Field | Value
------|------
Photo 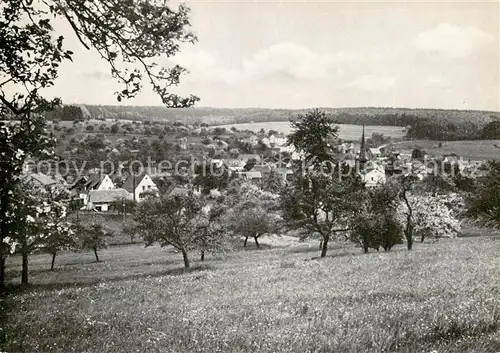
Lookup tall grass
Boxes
[2,236,500,353]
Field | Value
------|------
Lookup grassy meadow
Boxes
[218,121,407,140]
[390,140,500,161]
[2,234,500,353]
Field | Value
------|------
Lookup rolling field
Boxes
[218,121,407,140]
[2,234,500,353]
[389,140,500,161]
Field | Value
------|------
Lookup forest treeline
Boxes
[36,105,500,141]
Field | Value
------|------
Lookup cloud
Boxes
[169,50,242,86]
[81,71,112,80]
[347,75,396,91]
[168,42,359,86]
[242,42,357,80]
[413,23,494,58]
[423,76,450,88]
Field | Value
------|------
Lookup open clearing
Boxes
[389,140,500,161]
[218,121,407,140]
[2,235,500,353]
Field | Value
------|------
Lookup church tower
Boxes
[359,124,368,166]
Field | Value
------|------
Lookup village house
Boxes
[367,147,382,160]
[224,158,246,173]
[237,170,263,181]
[360,165,386,188]
[87,188,133,212]
[238,154,261,163]
[122,173,158,202]
[268,134,288,146]
[275,168,294,182]
[27,172,59,187]
[241,135,259,146]
[168,187,190,197]
[253,165,272,176]
[70,174,115,207]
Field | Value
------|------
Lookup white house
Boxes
[367,147,382,159]
[85,174,115,191]
[123,173,158,202]
[70,174,115,207]
[278,145,295,154]
[242,135,259,146]
[260,137,271,147]
[269,134,288,146]
[237,171,263,181]
[360,166,386,188]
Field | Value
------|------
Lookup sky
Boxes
[43,0,499,111]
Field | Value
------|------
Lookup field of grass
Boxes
[389,140,500,161]
[2,235,500,353]
[218,121,407,140]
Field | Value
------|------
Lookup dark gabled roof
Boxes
[122,173,147,193]
[28,173,57,186]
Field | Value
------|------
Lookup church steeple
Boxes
[359,124,367,164]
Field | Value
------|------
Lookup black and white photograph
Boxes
[0,0,499,352]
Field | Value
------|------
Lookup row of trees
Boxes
[406,119,500,141]
[2,176,116,284]
[1,0,200,292]
[1,110,499,287]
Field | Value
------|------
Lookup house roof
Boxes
[82,174,110,190]
[89,189,133,204]
[122,173,147,193]
[169,187,190,196]
[368,148,381,155]
[239,154,261,162]
[224,159,245,167]
[28,172,57,186]
[238,171,262,179]
[253,165,272,174]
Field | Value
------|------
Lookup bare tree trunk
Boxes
[320,235,329,257]
[200,250,205,261]
[93,247,100,262]
[0,255,5,294]
[0,191,8,293]
[254,236,260,248]
[181,249,190,268]
[401,187,413,251]
[50,252,57,271]
[243,236,248,247]
[21,249,28,285]
[406,217,413,251]
[319,239,323,250]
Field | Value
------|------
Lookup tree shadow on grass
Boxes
[4,264,213,295]
[306,245,408,261]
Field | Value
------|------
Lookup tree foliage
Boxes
[0,117,54,288]
[351,182,403,252]
[1,0,199,114]
[288,109,339,169]
[397,181,463,245]
[225,183,281,248]
[467,161,500,229]
[75,220,112,263]
[134,193,227,268]
[281,167,364,257]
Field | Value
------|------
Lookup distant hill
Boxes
[75,105,500,127]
